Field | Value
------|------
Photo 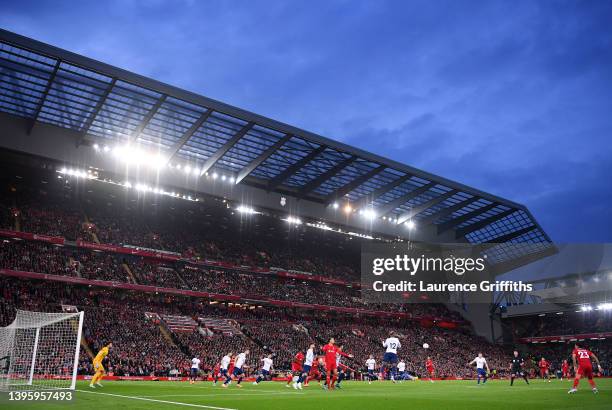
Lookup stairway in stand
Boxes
[198,317,243,336]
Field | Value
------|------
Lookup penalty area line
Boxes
[77,389,238,410]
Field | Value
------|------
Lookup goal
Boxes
[0,310,84,391]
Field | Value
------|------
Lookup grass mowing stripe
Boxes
[77,389,238,410]
[139,392,305,398]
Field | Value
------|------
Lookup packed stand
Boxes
[0,238,463,320]
[1,180,361,282]
[509,312,612,339]
[0,276,512,378]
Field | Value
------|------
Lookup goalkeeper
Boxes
[90,342,112,388]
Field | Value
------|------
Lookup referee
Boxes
[510,350,530,386]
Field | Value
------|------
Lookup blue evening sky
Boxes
[2,0,611,242]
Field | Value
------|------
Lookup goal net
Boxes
[0,310,84,391]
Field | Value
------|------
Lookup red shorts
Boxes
[539,368,548,375]
[427,367,434,374]
[325,361,337,372]
[291,365,302,373]
[577,366,593,378]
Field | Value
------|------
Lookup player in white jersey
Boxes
[365,355,377,384]
[297,343,315,388]
[253,354,274,385]
[468,353,490,384]
[189,357,201,384]
[223,350,249,388]
[214,352,232,385]
[382,332,401,382]
[396,359,413,381]
[397,360,406,381]
[223,349,249,387]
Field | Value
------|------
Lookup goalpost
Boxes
[0,310,84,391]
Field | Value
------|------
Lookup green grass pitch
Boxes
[2,379,610,410]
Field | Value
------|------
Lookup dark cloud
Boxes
[1,0,611,242]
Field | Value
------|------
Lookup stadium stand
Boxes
[1,28,605,390]
[1,175,608,380]
[0,275,511,378]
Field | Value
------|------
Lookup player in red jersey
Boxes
[561,359,570,380]
[538,357,551,382]
[568,343,602,394]
[425,357,435,383]
[212,362,221,384]
[227,356,235,378]
[321,338,353,390]
[307,357,325,386]
[286,351,304,389]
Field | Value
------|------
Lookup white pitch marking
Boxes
[139,392,305,398]
[77,389,238,410]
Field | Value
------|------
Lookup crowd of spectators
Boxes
[1,183,360,282]
[1,276,609,379]
[73,249,131,282]
[0,276,498,377]
[82,307,188,376]
[2,179,608,380]
[19,202,85,241]
[0,239,78,276]
[174,331,263,372]
[0,238,465,320]
[509,312,612,339]
[178,264,361,307]
[129,259,185,289]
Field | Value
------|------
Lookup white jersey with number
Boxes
[235,352,247,369]
[474,357,487,369]
[262,357,273,371]
[398,361,406,372]
[305,348,315,366]
[191,358,201,369]
[220,355,231,370]
[383,337,401,353]
[366,359,376,370]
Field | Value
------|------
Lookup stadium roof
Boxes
[0,28,553,268]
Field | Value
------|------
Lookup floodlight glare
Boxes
[236,205,256,214]
[405,220,416,230]
[151,154,166,169]
[285,216,302,225]
[362,209,376,220]
[332,202,339,210]
[597,303,612,311]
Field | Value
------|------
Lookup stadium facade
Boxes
[0,29,560,342]
[0,29,552,259]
